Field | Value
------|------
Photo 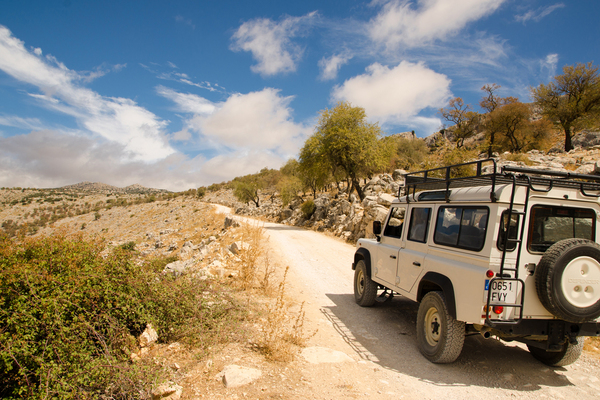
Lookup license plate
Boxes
[484,279,518,304]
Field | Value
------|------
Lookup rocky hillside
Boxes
[206,145,600,243]
[60,181,168,194]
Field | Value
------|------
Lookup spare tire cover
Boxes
[535,238,600,323]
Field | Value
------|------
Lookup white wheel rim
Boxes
[561,256,600,308]
[424,307,441,346]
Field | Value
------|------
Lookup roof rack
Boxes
[401,159,600,202]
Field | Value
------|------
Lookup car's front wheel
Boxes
[354,260,377,307]
[416,291,465,363]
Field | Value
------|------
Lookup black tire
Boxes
[416,291,465,363]
[527,339,584,367]
[354,260,377,307]
[535,239,600,323]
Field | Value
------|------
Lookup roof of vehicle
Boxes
[398,159,600,204]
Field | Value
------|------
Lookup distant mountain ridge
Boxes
[59,181,168,194]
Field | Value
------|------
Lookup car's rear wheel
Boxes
[527,339,584,367]
[416,291,465,363]
[354,260,377,307]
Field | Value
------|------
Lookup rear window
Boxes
[434,206,489,251]
[528,205,596,253]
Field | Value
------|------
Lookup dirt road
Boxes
[254,216,600,400]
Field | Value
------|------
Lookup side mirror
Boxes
[373,220,382,236]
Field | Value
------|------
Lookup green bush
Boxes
[301,199,316,219]
[0,234,242,399]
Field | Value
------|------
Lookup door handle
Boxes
[390,255,397,259]
[413,261,421,266]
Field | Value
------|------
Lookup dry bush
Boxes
[259,251,276,296]
[257,267,314,361]
[233,221,266,291]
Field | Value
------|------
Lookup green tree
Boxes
[298,135,332,197]
[489,100,551,153]
[310,102,390,201]
[384,136,429,171]
[531,62,600,151]
[277,176,303,206]
[233,176,263,207]
[439,97,480,148]
[479,84,518,156]
[280,158,300,177]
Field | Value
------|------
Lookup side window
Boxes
[528,205,596,253]
[497,210,519,251]
[408,208,431,243]
[434,206,489,251]
[383,206,406,239]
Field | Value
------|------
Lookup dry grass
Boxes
[234,221,266,290]
[256,267,314,361]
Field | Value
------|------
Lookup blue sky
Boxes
[0,0,598,191]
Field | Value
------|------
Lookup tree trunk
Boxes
[564,128,573,152]
[352,177,365,201]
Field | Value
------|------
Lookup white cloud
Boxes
[156,86,216,115]
[319,53,352,80]
[540,53,559,80]
[201,150,287,183]
[0,129,295,190]
[0,25,174,162]
[175,15,195,29]
[156,86,311,181]
[515,3,565,24]
[0,115,45,131]
[193,89,309,153]
[368,0,504,49]
[231,12,317,76]
[160,87,310,155]
[332,61,451,124]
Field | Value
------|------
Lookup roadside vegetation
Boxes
[0,230,242,399]
[0,202,311,398]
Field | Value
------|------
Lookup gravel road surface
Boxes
[254,216,600,400]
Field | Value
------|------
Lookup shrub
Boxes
[277,176,302,207]
[0,233,242,399]
[301,199,316,219]
[119,241,137,251]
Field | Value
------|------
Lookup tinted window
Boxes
[408,208,431,243]
[528,205,596,253]
[497,210,520,252]
[434,206,489,251]
[383,206,406,239]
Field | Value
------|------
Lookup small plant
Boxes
[119,241,136,251]
[234,221,265,291]
[301,199,316,219]
[257,267,313,361]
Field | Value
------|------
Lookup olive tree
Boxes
[439,97,480,148]
[531,62,600,151]
[305,102,390,201]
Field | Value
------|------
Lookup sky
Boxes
[0,0,598,191]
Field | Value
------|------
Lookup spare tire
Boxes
[535,238,600,323]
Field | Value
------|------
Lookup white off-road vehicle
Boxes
[352,159,600,365]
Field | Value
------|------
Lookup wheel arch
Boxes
[353,248,372,277]
[417,272,457,319]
